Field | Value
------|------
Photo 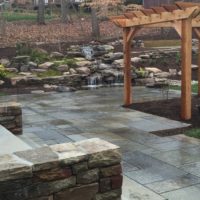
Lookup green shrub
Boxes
[135,67,148,78]
[0,70,7,79]
[16,42,32,55]
[30,49,49,64]
[0,64,6,78]
[53,58,77,68]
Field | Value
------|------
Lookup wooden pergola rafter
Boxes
[110,1,200,120]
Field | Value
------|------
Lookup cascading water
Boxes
[87,73,103,88]
[85,59,124,89]
[113,71,124,86]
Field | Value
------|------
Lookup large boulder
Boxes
[31,69,47,73]
[98,63,111,70]
[155,72,171,78]
[12,56,30,64]
[6,68,18,73]
[101,69,120,77]
[101,45,114,52]
[131,57,142,64]
[57,65,69,72]
[76,61,92,68]
[113,59,123,65]
[69,68,77,75]
[76,67,90,75]
[0,58,10,67]
[28,61,37,69]
[103,52,123,64]
[33,48,48,54]
[39,62,54,69]
[20,65,29,72]
[50,52,64,59]
[145,67,162,74]
[0,80,4,85]
[140,54,150,59]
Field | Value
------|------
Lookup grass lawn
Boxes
[185,128,200,139]
[170,84,198,94]
[145,40,181,48]
[3,11,54,22]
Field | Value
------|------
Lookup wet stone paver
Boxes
[1,86,200,200]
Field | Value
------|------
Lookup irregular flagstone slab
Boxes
[122,176,165,200]
[145,174,200,194]
[151,140,198,152]
[161,184,200,200]
[0,154,32,181]
[170,135,200,145]
[124,151,186,185]
[149,149,200,167]
[180,162,200,177]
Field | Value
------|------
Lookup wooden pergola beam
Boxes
[175,1,200,9]
[111,6,199,28]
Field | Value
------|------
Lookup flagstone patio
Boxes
[1,86,200,200]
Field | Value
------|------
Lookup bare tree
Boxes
[61,0,70,23]
[89,0,122,39]
[37,0,45,25]
[91,8,100,38]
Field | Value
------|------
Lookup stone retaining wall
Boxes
[0,138,122,200]
[0,102,22,135]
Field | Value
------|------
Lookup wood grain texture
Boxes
[181,18,192,120]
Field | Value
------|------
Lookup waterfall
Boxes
[87,73,103,89]
[113,71,124,86]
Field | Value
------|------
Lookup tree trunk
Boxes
[37,0,45,25]
[91,8,100,39]
[61,0,70,23]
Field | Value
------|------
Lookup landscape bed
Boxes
[127,96,200,137]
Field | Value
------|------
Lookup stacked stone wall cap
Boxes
[15,146,59,172]
[0,102,21,114]
[0,154,32,182]
[2,139,121,181]
[75,138,120,154]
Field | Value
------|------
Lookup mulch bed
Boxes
[127,96,200,136]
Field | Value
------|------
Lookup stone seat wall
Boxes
[0,102,22,135]
[0,138,122,200]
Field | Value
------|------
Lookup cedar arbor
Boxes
[110,2,200,120]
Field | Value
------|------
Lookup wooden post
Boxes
[181,18,192,120]
[198,39,200,96]
[123,28,132,106]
